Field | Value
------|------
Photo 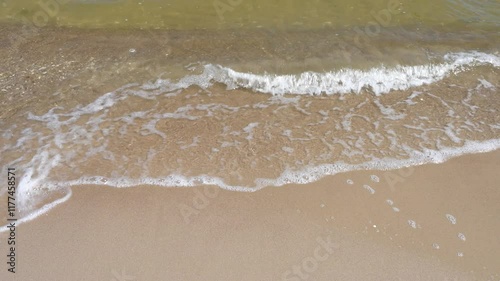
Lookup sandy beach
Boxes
[1,150,498,281]
[1,1,499,280]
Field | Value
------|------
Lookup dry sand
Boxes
[0,150,498,281]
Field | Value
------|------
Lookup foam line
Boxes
[0,189,72,233]
[185,51,499,95]
[1,138,497,234]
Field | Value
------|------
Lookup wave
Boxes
[165,51,499,95]
[0,50,499,232]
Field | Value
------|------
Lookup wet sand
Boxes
[0,150,498,281]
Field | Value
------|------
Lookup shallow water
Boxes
[1,0,499,30]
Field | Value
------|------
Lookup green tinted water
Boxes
[0,0,498,30]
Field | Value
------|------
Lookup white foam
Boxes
[192,51,499,96]
[0,189,71,233]
[478,79,494,89]
[105,51,499,97]
[444,124,462,144]
[373,99,406,120]
[141,119,167,139]
[366,132,384,147]
[180,137,200,150]
[404,91,423,105]
[243,122,259,140]
[260,138,500,190]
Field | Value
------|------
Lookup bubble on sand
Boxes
[129,48,136,53]
[446,214,457,225]
[408,220,417,229]
[346,179,354,185]
[363,184,375,194]
[386,199,400,212]
[458,233,466,241]
[432,243,440,250]
[320,204,325,208]
[370,175,380,182]
[457,252,464,257]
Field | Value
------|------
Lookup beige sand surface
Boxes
[0,150,498,281]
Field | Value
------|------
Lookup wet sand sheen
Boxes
[0,150,499,280]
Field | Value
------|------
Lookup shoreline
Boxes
[1,19,499,281]
[1,149,499,280]
[1,138,499,234]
